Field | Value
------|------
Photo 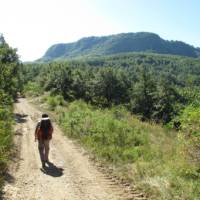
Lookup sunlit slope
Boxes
[40,32,200,62]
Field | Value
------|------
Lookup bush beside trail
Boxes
[34,94,200,200]
[0,35,21,191]
[0,105,13,189]
[22,43,200,200]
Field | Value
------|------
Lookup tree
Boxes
[130,65,157,119]
[0,35,21,99]
[153,75,181,123]
[43,64,74,100]
[93,68,131,106]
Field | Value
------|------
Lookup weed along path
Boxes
[3,98,144,200]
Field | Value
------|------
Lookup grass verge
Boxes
[32,94,200,200]
[0,105,13,190]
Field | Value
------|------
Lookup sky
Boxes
[0,0,199,61]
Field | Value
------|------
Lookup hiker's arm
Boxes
[48,125,53,140]
[35,122,40,141]
[50,125,53,135]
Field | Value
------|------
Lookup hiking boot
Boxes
[42,161,46,168]
[45,160,52,166]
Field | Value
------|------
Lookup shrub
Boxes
[24,82,43,96]
[0,106,13,189]
[47,95,65,110]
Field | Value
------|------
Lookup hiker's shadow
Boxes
[40,162,64,177]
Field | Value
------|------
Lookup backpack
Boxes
[41,126,50,139]
[36,121,52,140]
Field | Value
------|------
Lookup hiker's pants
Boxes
[38,139,50,162]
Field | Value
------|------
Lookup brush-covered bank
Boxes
[29,93,200,200]
[0,35,21,192]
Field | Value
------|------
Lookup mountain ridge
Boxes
[40,32,200,61]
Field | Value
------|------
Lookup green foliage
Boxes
[130,65,157,119]
[153,76,182,123]
[20,63,41,85]
[23,51,200,123]
[39,95,200,200]
[40,32,200,62]
[21,42,200,199]
[0,35,22,98]
[179,87,200,106]
[57,100,148,163]
[46,95,65,110]
[0,35,20,189]
[24,82,43,96]
[175,105,200,168]
[0,106,13,173]
[0,103,12,190]
[43,64,74,99]
[92,67,131,106]
[179,105,200,135]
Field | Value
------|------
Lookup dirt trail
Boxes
[2,98,141,200]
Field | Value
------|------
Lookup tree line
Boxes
[22,52,200,124]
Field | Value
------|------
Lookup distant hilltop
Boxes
[39,32,200,62]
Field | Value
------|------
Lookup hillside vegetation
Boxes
[40,32,200,62]
[23,52,200,199]
[0,35,21,189]
[46,98,200,200]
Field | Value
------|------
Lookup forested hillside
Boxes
[25,53,200,123]
[40,32,200,62]
[1,35,199,199]
[0,35,21,189]
[23,52,200,199]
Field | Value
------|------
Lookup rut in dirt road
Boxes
[3,98,145,200]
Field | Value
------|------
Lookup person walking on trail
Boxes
[35,113,53,168]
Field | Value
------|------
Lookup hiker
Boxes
[35,113,53,168]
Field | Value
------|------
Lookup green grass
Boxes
[38,94,200,200]
[0,106,13,189]
[23,81,43,97]
[58,101,148,163]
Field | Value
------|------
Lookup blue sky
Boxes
[0,0,199,61]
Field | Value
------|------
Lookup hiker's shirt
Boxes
[35,122,53,140]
